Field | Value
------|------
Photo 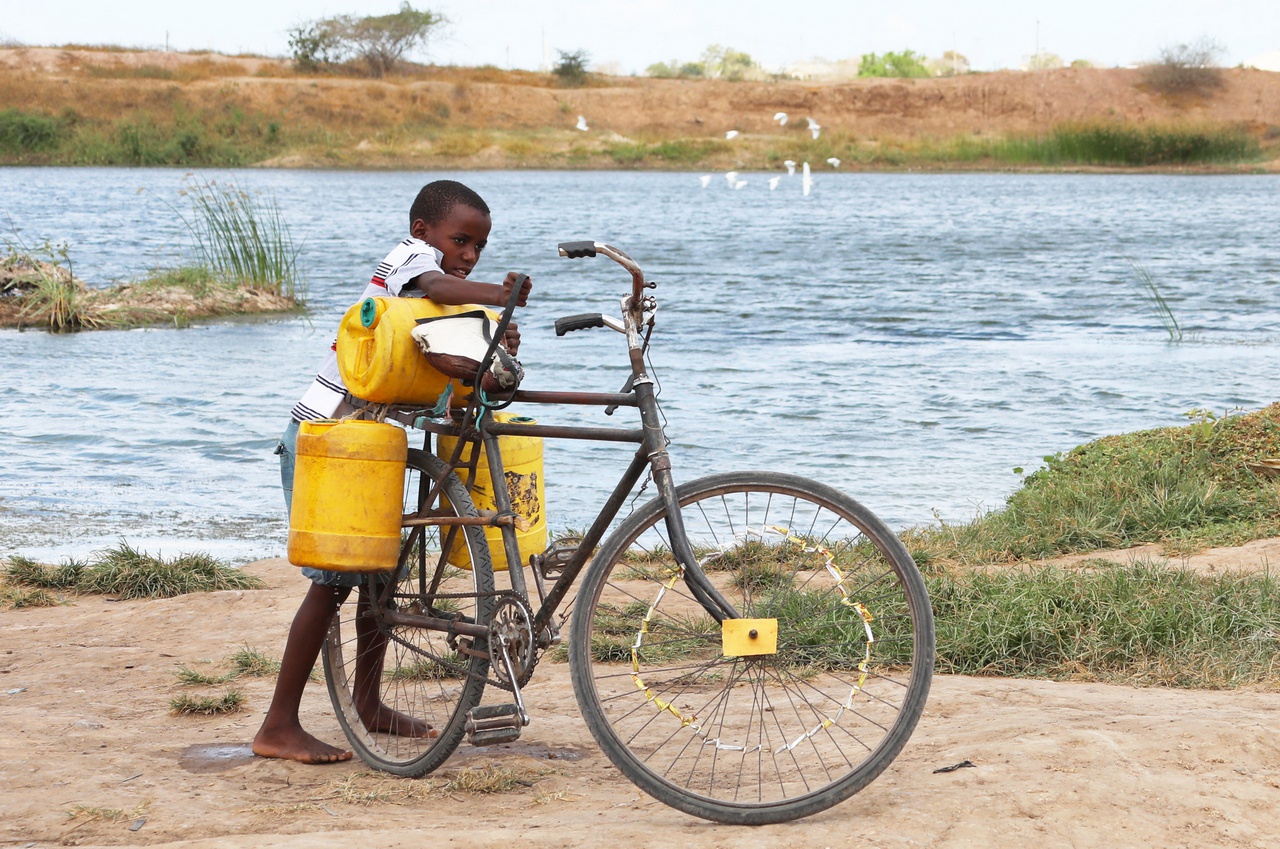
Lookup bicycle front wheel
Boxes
[569,471,934,824]
[323,448,495,777]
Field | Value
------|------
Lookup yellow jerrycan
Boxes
[335,297,494,405]
[437,413,546,571]
[287,419,407,572]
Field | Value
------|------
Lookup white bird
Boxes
[826,157,841,168]
[802,161,813,196]
[732,179,748,190]
[783,159,796,176]
[699,174,713,188]
[575,115,589,132]
[724,170,739,188]
[768,175,782,190]
[773,111,788,126]
[807,116,821,140]
[725,130,740,140]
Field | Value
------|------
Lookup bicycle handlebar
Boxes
[557,240,649,304]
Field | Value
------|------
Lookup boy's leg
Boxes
[352,584,436,737]
[252,582,353,763]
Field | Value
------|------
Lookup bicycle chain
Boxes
[380,588,543,692]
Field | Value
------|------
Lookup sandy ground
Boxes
[2,553,1278,849]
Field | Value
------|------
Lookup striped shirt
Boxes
[290,238,444,422]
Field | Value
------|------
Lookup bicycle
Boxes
[320,241,935,825]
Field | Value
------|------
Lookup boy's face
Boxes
[411,204,492,279]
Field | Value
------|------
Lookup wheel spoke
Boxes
[571,473,934,824]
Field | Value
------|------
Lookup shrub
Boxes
[859,50,931,78]
[552,49,589,86]
[0,109,61,153]
[1142,39,1226,99]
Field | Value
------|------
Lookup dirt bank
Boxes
[2,554,1278,848]
[2,47,1278,170]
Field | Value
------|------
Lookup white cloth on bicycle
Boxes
[290,238,444,422]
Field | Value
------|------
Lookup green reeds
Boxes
[1129,260,1183,341]
[179,178,302,299]
[989,123,1259,166]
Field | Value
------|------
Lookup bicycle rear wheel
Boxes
[323,448,495,777]
[569,471,934,824]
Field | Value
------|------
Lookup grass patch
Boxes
[606,138,726,166]
[169,689,247,715]
[229,645,281,677]
[173,647,296,686]
[438,765,543,794]
[175,665,236,685]
[387,652,464,681]
[65,802,148,824]
[903,403,1280,567]
[0,583,61,608]
[3,540,264,603]
[318,766,544,806]
[1,239,110,331]
[929,562,1280,687]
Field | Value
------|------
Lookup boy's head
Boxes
[409,180,492,279]
[409,180,489,228]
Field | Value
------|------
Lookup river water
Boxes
[2,168,1278,563]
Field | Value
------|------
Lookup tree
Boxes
[287,21,343,73]
[700,45,758,81]
[645,59,705,79]
[928,50,970,76]
[553,49,590,86]
[1026,51,1064,71]
[287,4,445,77]
[858,50,931,78]
[1142,38,1225,98]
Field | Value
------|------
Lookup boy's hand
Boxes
[503,321,521,356]
[502,271,532,307]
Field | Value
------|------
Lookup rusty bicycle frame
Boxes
[367,240,740,705]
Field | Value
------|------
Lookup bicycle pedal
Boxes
[465,704,524,746]
[533,539,580,578]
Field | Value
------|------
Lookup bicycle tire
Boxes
[323,448,495,777]
[568,471,934,824]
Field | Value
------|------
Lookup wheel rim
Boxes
[324,452,493,775]
[574,476,932,817]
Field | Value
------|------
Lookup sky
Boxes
[2,0,1278,75]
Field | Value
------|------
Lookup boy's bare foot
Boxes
[252,727,353,764]
[361,705,438,738]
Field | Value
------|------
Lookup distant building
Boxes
[1244,51,1280,72]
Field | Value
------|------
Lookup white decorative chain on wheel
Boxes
[628,525,876,754]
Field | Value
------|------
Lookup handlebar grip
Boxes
[555,313,606,336]
[557,240,597,259]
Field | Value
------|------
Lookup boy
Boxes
[253,180,532,764]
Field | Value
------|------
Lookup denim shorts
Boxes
[278,418,364,588]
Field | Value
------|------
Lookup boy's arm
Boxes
[414,270,531,308]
